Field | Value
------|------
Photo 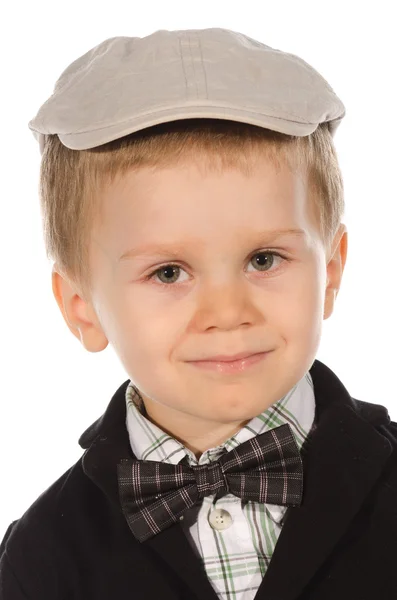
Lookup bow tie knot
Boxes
[194,462,229,499]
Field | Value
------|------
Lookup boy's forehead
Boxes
[101,154,306,210]
[93,161,314,261]
[110,161,294,199]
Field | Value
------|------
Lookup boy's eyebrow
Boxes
[118,228,307,262]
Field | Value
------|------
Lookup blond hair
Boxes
[39,118,344,302]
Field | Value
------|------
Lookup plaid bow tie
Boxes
[117,423,303,542]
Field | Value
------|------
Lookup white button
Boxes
[208,508,233,531]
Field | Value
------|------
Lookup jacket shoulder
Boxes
[352,397,397,496]
[352,396,397,446]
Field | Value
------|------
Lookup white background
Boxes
[1,0,396,539]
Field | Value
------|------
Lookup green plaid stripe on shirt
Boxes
[125,372,315,600]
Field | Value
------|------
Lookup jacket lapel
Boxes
[79,380,219,600]
[254,360,393,600]
[144,520,220,599]
[79,359,393,600]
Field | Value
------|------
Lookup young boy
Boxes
[1,27,396,600]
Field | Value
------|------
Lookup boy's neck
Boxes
[143,403,249,459]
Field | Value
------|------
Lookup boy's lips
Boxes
[188,350,270,362]
[186,351,272,374]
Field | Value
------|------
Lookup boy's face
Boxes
[53,154,347,451]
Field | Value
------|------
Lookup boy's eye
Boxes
[145,250,289,286]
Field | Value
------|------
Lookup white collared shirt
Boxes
[125,372,315,600]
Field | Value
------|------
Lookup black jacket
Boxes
[1,359,397,600]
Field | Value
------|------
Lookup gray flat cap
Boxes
[28,27,346,154]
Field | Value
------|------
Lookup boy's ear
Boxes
[51,267,109,353]
[323,223,348,320]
